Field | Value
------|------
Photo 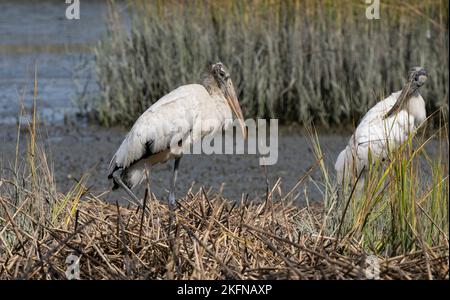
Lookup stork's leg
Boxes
[167,157,181,277]
[168,157,181,208]
[112,169,143,208]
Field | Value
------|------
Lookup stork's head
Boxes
[205,62,247,139]
[408,67,428,89]
[211,62,231,86]
[384,66,428,119]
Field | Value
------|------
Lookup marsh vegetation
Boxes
[92,0,448,127]
[0,0,448,280]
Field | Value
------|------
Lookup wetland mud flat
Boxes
[0,124,443,205]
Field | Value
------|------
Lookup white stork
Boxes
[108,62,246,209]
[335,66,428,185]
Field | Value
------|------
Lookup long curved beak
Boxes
[225,81,247,140]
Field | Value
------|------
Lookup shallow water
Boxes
[0,0,113,124]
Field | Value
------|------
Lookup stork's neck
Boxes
[409,88,419,98]
[403,87,420,113]
[406,91,426,124]
[201,74,223,97]
[384,81,418,119]
[401,83,418,102]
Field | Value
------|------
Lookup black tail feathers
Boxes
[109,167,132,190]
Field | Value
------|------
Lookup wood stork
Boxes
[335,67,428,184]
[108,62,246,209]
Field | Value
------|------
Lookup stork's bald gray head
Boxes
[211,62,230,83]
[384,66,428,119]
[202,61,247,139]
[202,62,228,90]
[408,66,428,88]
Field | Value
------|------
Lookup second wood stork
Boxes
[108,62,247,209]
[335,66,428,184]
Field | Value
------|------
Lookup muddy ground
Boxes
[0,123,445,206]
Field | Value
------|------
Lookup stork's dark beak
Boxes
[225,81,247,140]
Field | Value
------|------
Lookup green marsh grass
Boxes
[90,0,448,127]
[308,111,448,259]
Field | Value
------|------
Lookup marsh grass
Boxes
[90,0,448,127]
[1,90,448,279]
[307,110,449,263]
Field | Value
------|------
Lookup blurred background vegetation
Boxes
[91,0,449,127]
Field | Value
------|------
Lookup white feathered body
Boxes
[335,91,426,182]
[109,84,233,189]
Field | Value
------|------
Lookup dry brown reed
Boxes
[0,184,448,279]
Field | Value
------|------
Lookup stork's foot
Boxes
[168,192,181,211]
[168,192,176,206]
[112,169,144,209]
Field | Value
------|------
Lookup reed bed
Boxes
[1,180,448,279]
[90,0,449,127]
[307,113,449,261]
